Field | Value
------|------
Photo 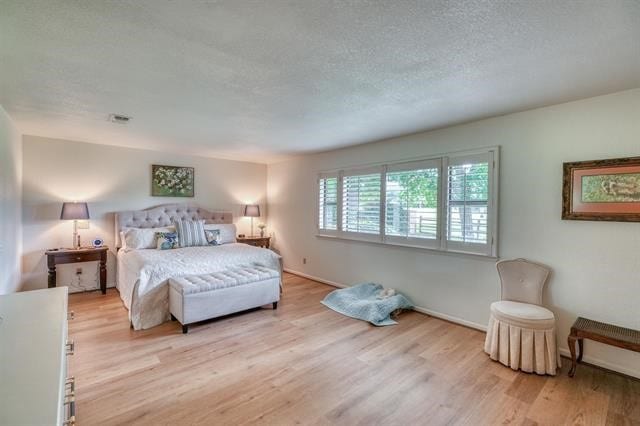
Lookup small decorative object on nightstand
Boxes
[237,236,270,249]
[46,246,109,294]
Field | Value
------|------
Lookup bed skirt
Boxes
[484,314,561,375]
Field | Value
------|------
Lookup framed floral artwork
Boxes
[562,156,640,222]
[151,165,195,197]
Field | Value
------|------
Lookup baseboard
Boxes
[284,268,347,289]
[284,268,487,332]
[284,268,640,380]
[558,348,640,379]
[412,306,487,332]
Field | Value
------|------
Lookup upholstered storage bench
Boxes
[168,265,280,333]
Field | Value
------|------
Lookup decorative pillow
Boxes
[204,229,221,246]
[156,232,179,250]
[174,219,208,247]
[123,226,175,250]
[203,223,237,244]
[119,231,127,250]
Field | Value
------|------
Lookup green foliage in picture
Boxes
[581,173,640,203]
[152,165,194,197]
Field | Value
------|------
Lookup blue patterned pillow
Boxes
[156,232,179,250]
[173,219,208,247]
[205,229,220,246]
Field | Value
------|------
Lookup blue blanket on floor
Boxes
[321,283,413,326]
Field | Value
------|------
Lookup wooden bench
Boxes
[568,316,640,377]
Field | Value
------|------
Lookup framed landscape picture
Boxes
[562,156,640,222]
[152,165,195,197]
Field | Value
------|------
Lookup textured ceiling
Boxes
[1,1,639,163]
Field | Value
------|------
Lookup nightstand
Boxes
[46,247,109,294]
[237,236,271,248]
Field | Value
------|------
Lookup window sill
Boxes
[315,233,498,261]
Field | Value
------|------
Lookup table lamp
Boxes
[60,202,90,249]
[243,204,260,237]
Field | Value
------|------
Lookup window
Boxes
[385,159,440,248]
[342,168,382,236]
[318,174,338,231]
[446,154,490,246]
[317,147,499,257]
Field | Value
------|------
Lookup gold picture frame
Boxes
[562,156,640,222]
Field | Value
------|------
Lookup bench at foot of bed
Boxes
[168,266,280,334]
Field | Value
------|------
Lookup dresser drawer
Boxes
[53,251,103,264]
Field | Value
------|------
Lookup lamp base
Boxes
[73,221,81,250]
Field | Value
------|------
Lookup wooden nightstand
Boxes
[237,236,271,248]
[46,247,109,294]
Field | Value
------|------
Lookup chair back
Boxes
[496,258,551,305]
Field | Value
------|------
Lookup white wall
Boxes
[22,136,267,292]
[0,106,22,294]
[267,88,640,378]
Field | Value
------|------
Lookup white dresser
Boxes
[0,287,75,426]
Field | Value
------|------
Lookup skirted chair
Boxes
[484,258,561,375]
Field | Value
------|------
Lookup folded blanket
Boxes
[321,283,413,326]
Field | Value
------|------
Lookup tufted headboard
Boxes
[115,203,233,248]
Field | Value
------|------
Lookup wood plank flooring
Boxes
[68,273,640,425]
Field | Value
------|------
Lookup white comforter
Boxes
[117,243,282,330]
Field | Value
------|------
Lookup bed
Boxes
[115,204,282,330]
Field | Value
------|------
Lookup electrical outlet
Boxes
[76,268,82,275]
[303,258,307,264]
[76,220,90,230]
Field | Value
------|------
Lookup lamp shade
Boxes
[243,204,260,217]
[60,202,90,220]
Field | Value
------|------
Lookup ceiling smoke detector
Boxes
[108,113,132,124]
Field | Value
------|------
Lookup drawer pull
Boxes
[65,340,75,356]
[65,377,75,394]
[76,257,82,261]
[64,394,76,425]
[67,311,75,320]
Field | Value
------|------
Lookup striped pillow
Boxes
[173,219,208,247]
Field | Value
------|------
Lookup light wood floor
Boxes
[68,273,639,426]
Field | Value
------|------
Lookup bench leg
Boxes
[182,324,189,334]
[577,338,583,363]
[273,301,278,309]
[171,314,177,322]
[568,335,578,377]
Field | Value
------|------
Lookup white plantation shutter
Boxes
[342,168,382,236]
[384,159,440,247]
[316,147,499,257]
[318,174,338,232]
[445,151,495,255]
